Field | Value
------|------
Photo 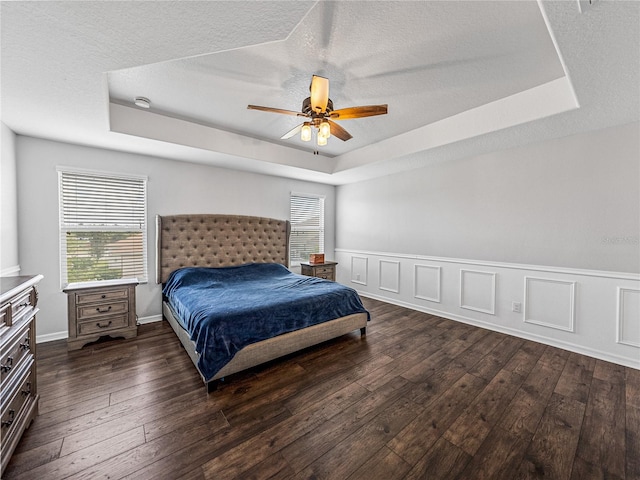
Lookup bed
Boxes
[156,214,369,391]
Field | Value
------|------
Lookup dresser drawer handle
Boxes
[20,338,31,351]
[21,382,32,396]
[96,306,112,313]
[2,409,15,428]
[18,302,29,308]
[1,356,13,373]
[96,321,112,329]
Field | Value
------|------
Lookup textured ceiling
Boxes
[1,1,639,185]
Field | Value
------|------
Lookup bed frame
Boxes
[156,214,368,391]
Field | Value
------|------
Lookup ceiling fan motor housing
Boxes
[302,97,333,116]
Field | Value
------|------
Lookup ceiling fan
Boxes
[247,75,387,146]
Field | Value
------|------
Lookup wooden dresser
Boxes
[300,261,337,281]
[1,274,42,476]
[64,278,138,351]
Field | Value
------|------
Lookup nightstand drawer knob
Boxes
[101,294,106,299]
[96,321,112,329]
[1,356,13,372]
[96,306,112,313]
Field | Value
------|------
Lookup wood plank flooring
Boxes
[4,297,639,480]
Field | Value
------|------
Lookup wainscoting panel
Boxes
[379,260,400,293]
[524,276,576,332]
[414,264,441,303]
[460,269,496,315]
[335,248,640,369]
[617,287,640,347]
[350,256,368,285]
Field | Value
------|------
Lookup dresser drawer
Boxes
[75,288,129,305]
[1,367,34,445]
[77,314,129,336]
[10,289,35,321]
[0,321,34,386]
[77,300,129,321]
[0,305,8,332]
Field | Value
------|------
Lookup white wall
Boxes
[337,121,640,273]
[1,122,20,275]
[335,122,640,368]
[16,136,335,341]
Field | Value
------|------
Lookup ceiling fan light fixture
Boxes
[319,120,331,139]
[300,123,312,142]
[317,134,328,146]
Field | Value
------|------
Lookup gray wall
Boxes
[16,136,335,338]
[336,121,640,273]
[1,123,19,274]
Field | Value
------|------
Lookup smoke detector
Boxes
[134,97,151,108]
[578,0,600,14]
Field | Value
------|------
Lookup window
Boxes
[290,193,325,265]
[58,168,148,286]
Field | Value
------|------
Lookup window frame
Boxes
[57,166,148,288]
[289,192,326,267]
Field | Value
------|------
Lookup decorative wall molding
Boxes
[334,248,640,281]
[524,276,576,332]
[414,264,441,303]
[379,260,400,293]
[334,248,640,369]
[351,256,368,285]
[617,287,640,347]
[0,265,21,276]
[460,269,496,315]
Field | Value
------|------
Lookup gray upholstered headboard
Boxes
[156,214,291,284]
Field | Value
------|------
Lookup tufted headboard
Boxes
[156,214,291,284]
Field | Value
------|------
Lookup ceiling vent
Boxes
[578,0,600,14]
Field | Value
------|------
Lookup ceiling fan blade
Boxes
[328,120,352,141]
[310,75,329,113]
[330,104,388,120]
[247,105,304,116]
[281,123,304,140]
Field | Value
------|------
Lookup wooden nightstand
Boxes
[64,278,138,351]
[300,261,337,281]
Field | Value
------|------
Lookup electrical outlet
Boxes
[512,302,522,313]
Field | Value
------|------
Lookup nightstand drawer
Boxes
[78,314,129,336]
[75,288,129,305]
[77,300,129,320]
[313,266,334,275]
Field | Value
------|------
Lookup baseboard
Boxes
[1,265,21,276]
[36,331,68,344]
[36,314,163,343]
[137,314,163,325]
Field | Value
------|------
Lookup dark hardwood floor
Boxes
[4,297,639,480]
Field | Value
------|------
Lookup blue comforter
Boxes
[162,263,369,381]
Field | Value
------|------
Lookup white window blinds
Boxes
[58,168,148,286]
[290,193,325,264]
